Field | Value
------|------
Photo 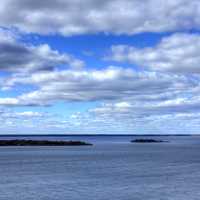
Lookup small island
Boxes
[0,140,92,146]
[131,139,166,143]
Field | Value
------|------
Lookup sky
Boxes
[0,0,200,134]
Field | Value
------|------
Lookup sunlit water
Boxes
[0,135,200,200]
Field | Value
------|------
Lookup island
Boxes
[0,140,92,146]
[131,139,166,143]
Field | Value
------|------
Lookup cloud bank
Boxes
[0,0,199,35]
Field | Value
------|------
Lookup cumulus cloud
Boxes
[109,33,200,73]
[0,28,84,73]
[0,0,199,35]
[0,66,197,107]
[0,0,200,134]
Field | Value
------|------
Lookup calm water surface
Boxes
[0,136,200,200]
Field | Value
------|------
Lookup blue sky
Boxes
[0,0,200,134]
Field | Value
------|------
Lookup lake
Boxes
[0,135,200,200]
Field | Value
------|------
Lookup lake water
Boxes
[0,135,200,200]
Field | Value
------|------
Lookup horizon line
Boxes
[0,134,198,137]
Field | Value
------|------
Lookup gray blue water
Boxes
[0,135,200,200]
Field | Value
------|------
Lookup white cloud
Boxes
[109,33,200,73]
[0,0,199,35]
[0,98,20,106]
[15,111,43,117]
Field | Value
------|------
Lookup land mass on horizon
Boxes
[0,140,92,146]
[131,139,166,143]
